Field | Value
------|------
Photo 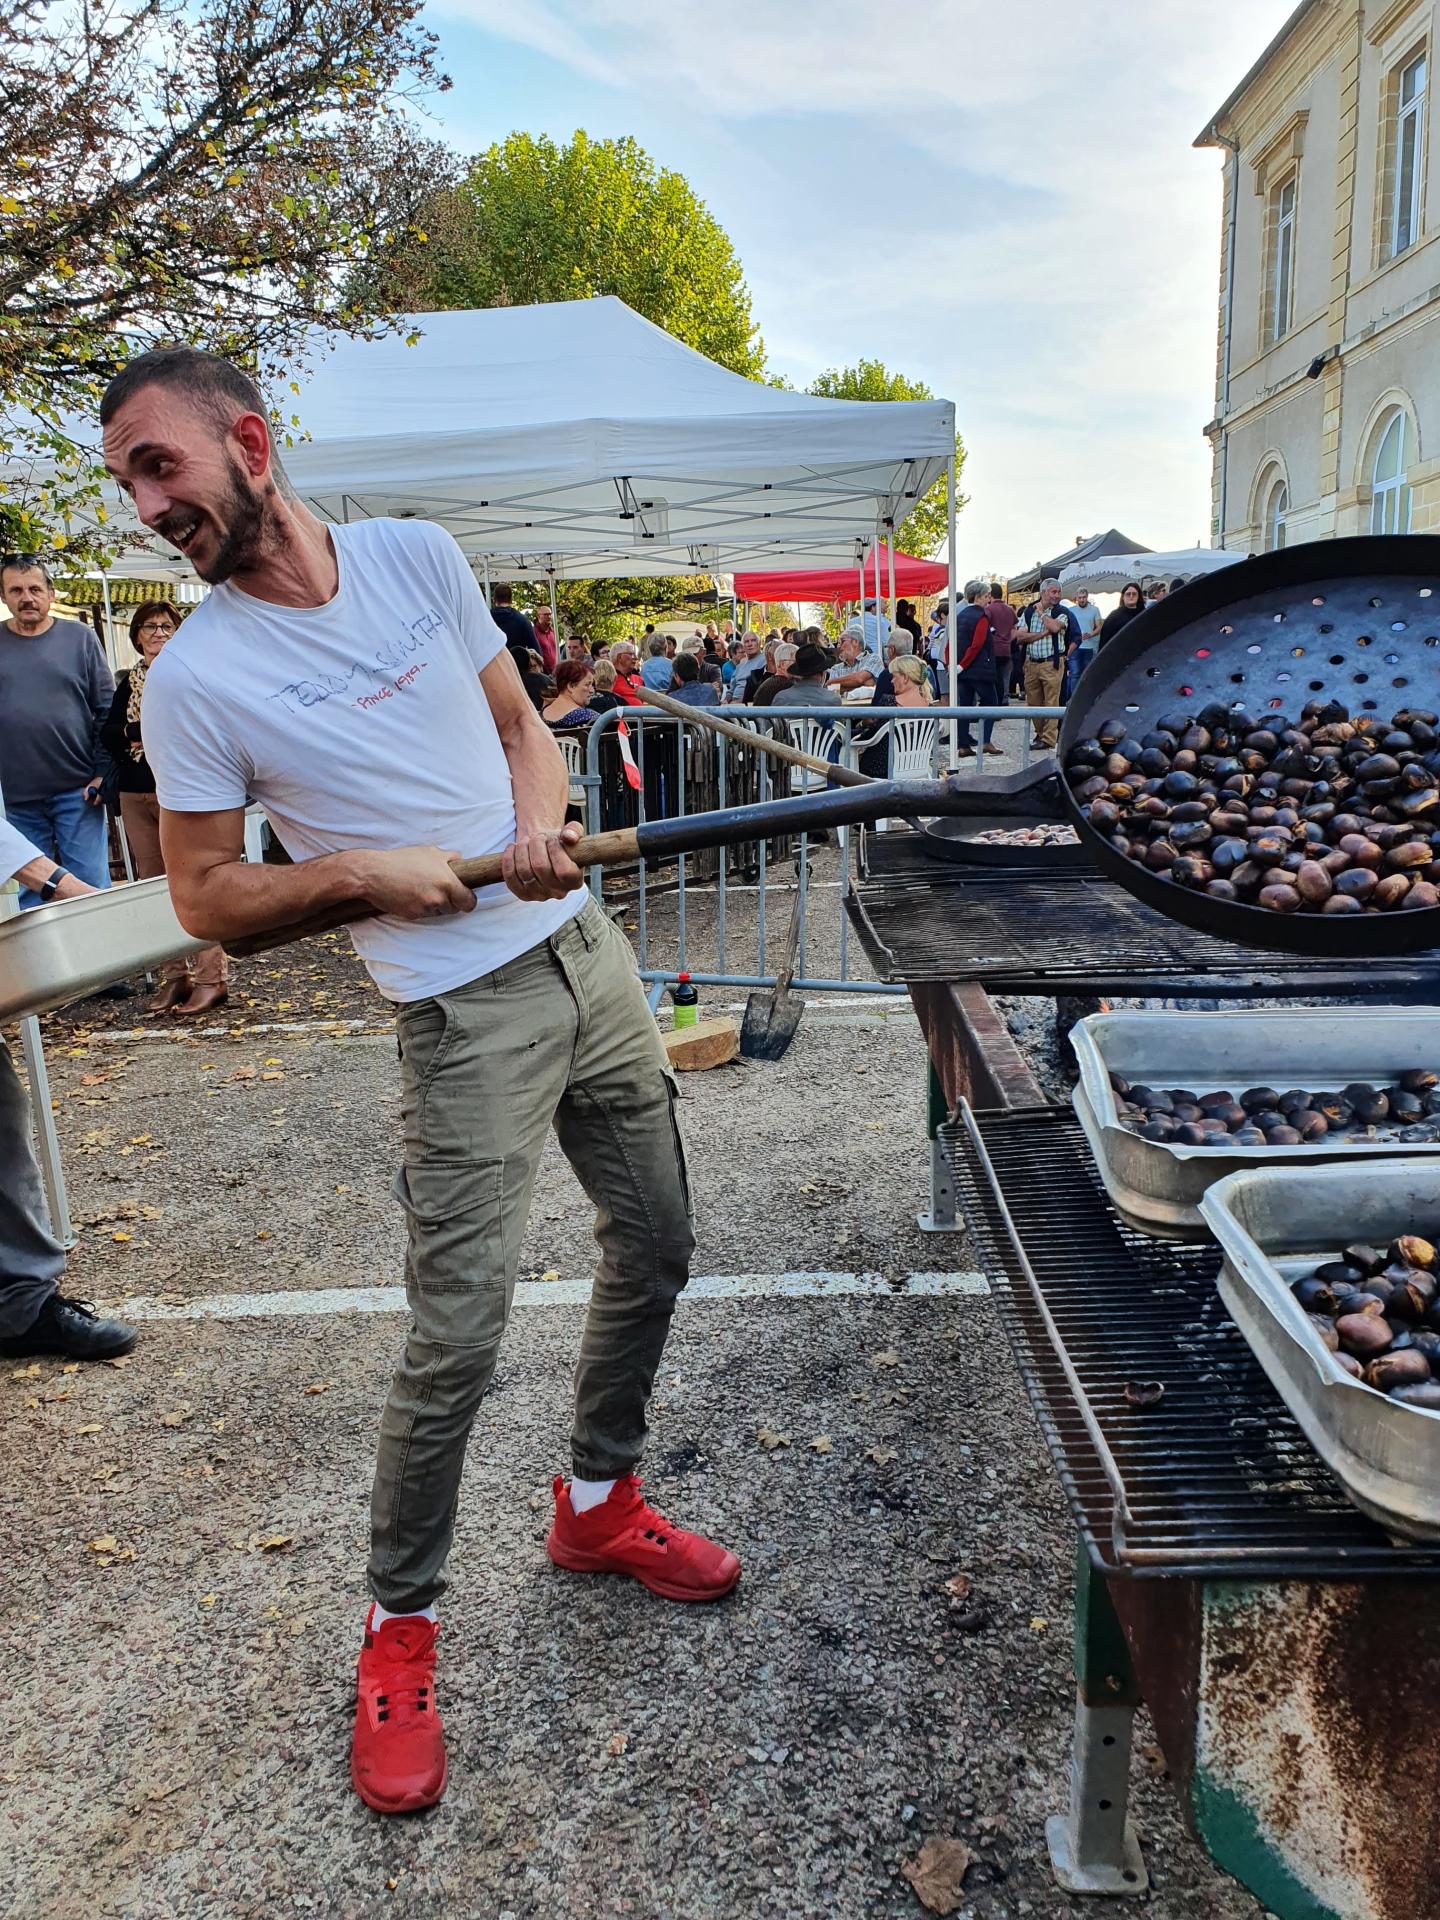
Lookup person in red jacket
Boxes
[953,579,1003,758]
[608,641,646,705]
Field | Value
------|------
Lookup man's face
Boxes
[743,635,761,658]
[1,565,55,632]
[614,648,636,673]
[102,383,267,585]
[839,635,860,662]
[1075,590,1089,606]
[1041,584,1062,609]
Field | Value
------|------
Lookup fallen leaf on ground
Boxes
[900,1837,972,1915]
[159,1408,193,1428]
[10,1363,42,1380]
[75,1423,103,1435]
[228,1066,256,1081]
[249,1532,294,1552]
[260,1071,284,1081]
[867,1445,898,1465]
[302,1381,333,1396]
[112,1231,132,1243]
[1030,1615,1049,1632]
[105,1355,130,1369]
[810,1435,833,1454]
[88,1535,118,1553]
[539,1268,561,1283]
[606,1732,628,1756]
[756,1427,791,1450]
[200,1593,217,1608]
[944,1573,973,1602]
[871,1350,901,1369]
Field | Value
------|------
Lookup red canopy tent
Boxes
[733,543,949,606]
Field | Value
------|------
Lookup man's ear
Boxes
[232,411,272,479]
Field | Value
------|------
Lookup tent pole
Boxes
[887,531,896,622]
[946,453,958,767]
[98,572,118,672]
[549,573,558,624]
[482,556,491,605]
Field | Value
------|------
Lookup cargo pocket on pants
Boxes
[392,1160,509,1341]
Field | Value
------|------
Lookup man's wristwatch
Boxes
[38,868,70,902]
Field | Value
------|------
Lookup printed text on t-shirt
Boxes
[265,608,445,716]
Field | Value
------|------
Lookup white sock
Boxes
[569,1475,617,1514]
[371,1601,437,1628]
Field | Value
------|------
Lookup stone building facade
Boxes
[1198,0,1440,549]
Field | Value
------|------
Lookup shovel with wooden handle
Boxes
[222,772,1047,960]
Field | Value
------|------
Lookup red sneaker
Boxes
[350,1608,446,1814]
[547,1475,741,1601]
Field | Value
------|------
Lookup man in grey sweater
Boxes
[1,556,115,904]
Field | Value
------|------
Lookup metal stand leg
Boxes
[1046,1545,1149,1897]
[17,1015,75,1249]
[917,1062,958,1232]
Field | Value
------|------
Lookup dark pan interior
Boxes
[1055,535,1440,956]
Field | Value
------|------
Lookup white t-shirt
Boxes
[141,518,582,1002]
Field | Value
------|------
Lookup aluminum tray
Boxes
[1200,1160,1440,1542]
[0,878,202,1019]
[1071,1007,1440,1240]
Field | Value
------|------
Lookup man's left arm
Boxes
[479,650,586,902]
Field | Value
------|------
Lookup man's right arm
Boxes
[159,809,476,944]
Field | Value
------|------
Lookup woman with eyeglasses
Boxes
[1098,581,1146,651]
[100,602,228,1014]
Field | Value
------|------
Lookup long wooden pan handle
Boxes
[224,829,642,958]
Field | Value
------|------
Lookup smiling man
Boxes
[99,347,739,1816]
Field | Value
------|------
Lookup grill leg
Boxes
[1046,1546,1148,1897]
[916,1063,958,1232]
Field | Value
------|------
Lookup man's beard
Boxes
[163,460,267,585]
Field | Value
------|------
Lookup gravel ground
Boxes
[3,929,1267,1920]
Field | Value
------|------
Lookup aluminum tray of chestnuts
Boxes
[1201,1160,1440,1542]
[1063,700,1440,916]
[1069,1008,1440,1239]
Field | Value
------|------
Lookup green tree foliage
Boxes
[807,359,967,559]
[377,130,765,379]
[0,0,454,558]
[506,576,719,645]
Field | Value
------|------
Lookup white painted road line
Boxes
[116,1269,991,1322]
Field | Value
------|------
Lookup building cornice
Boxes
[1250,109,1310,195]
[1195,0,1326,146]
[1366,0,1427,44]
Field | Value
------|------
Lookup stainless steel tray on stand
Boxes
[1070,1008,1440,1239]
[1200,1160,1440,1543]
[0,877,202,1020]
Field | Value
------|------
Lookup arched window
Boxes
[1371,409,1413,535]
[1264,477,1289,551]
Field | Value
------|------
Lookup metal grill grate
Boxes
[946,1106,1440,1578]
[849,837,1440,995]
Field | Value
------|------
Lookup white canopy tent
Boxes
[1060,547,1247,593]
[44,298,954,579]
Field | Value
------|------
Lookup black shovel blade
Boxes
[739,985,804,1061]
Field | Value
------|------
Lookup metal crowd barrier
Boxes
[582,704,1066,1001]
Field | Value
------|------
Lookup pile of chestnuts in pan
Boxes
[1109,1068,1440,1147]
[1291,1235,1440,1409]
[1064,700,1440,914]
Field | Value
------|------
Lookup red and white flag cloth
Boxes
[616,719,643,791]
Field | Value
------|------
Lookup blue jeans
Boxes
[955,668,1001,750]
[1064,649,1095,701]
[8,790,111,907]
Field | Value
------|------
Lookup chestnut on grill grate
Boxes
[1064,701,1440,914]
[1109,1068,1440,1146]
[1290,1236,1440,1409]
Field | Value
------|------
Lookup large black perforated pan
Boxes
[919,536,1440,957]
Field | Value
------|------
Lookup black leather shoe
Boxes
[0,1292,139,1361]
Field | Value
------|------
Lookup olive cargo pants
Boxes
[368,896,695,1611]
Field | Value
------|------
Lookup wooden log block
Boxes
[664,1018,740,1071]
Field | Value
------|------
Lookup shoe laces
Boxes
[50,1294,100,1322]
[367,1621,437,1726]
[611,1476,678,1548]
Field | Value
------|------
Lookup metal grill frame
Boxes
[849,838,1440,995]
[946,1104,1440,1580]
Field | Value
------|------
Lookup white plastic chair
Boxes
[242,805,268,864]
[556,732,586,806]
[782,718,839,794]
[846,716,939,830]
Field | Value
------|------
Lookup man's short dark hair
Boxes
[99,346,269,433]
[1,554,53,587]
[988,583,1002,599]
[672,652,698,683]
[492,584,514,605]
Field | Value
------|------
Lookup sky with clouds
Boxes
[420,0,1299,577]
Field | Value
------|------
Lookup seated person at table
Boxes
[587,659,624,713]
[853,654,933,777]
[540,659,601,730]
[827,631,880,696]
[771,644,842,712]
[665,653,721,707]
[640,636,674,691]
